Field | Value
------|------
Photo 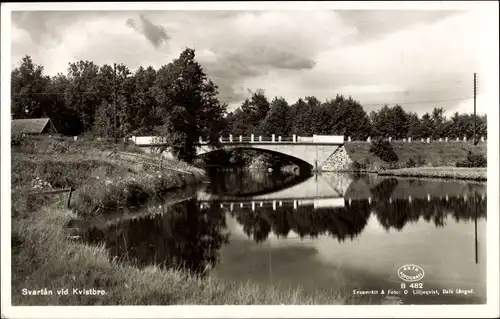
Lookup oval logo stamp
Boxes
[397,264,425,282]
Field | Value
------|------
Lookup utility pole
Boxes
[473,73,477,145]
[113,63,117,144]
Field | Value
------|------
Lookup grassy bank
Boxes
[345,141,487,170]
[344,141,487,180]
[378,167,487,182]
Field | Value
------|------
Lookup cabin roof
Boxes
[11,118,57,134]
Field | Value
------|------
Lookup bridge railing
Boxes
[134,135,345,145]
[200,134,343,144]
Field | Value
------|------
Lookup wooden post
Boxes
[67,187,74,208]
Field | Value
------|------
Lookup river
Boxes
[80,170,487,305]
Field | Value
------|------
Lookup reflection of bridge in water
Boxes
[197,173,355,210]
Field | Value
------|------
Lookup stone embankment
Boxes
[320,145,353,171]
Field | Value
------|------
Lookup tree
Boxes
[153,48,226,163]
[260,97,290,136]
[431,107,446,139]
[65,60,101,132]
[406,112,421,139]
[289,98,314,135]
[11,55,50,119]
[419,113,434,138]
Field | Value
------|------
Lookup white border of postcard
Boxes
[1,1,499,318]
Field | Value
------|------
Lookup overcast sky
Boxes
[9,5,497,116]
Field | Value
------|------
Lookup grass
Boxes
[345,141,488,180]
[11,136,349,306]
[377,167,487,181]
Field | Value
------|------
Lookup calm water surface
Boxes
[82,171,487,305]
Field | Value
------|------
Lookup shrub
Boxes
[11,133,27,147]
[406,157,417,168]
[350,160,367,171]
[369,139,399,163]
[456,151,487,168]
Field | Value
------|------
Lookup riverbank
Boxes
[345,141,487,170]
[11,138,347,305]
[343,141,487,181]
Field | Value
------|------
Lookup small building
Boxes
[11,118,58,135]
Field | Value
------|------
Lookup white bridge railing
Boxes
[130,134,344,146]
[202,134,343,144]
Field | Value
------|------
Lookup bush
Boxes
[456,151,487,168]
[406,157,417,168]
[369,139,399,163]
[11,133,27,147]
[350,160,367,171]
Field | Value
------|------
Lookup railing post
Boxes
[481,136,485,142]
[293,134,296,143]
[229,134,233,143]
[367,136,371,143]
[408,137,412,143]
[463,135,467,142]
[348,136,352,142]
[426,137,430,143]
[388,136,392,143]
[278,135,282,142]
[259,136,262,142]
[445,137,448,143]
[199,136,203,144]
[219,136,223,143]
[239,135,242,142]
[251,134,254,143]
[272,134,275,142]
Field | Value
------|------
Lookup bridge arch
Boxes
[197,146,314,169]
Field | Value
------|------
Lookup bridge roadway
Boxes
[130,134,346,170]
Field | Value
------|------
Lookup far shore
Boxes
[376,167,487,182]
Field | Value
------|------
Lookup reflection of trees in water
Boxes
[370,178,399,201]
[228,194,487,242]
[83,199,229,275]
[206,170,308,197]
[373,195,487,231]
[229,200,371,243]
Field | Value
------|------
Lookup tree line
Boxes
[11,49,226,162]
[11,50,486,162]
[224,91,487,141]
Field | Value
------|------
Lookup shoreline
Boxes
[321,167,487,183]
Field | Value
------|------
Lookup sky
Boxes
[9,4,498,116]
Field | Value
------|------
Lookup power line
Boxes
[353,96,474,106]
[12,92,99,96]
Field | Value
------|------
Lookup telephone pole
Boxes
[113,63,117,144]
[473,73,477,145]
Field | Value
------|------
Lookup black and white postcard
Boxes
[1,1,499,318]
